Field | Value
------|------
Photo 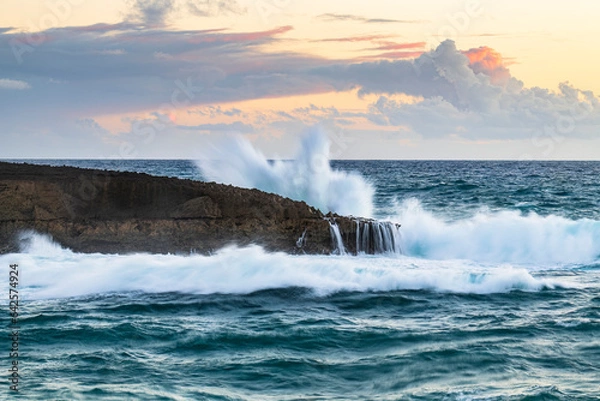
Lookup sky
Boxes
[0,0,599,159]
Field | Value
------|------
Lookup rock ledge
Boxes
[0,161,361,255]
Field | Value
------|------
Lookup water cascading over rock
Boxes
[355,219,403,254]
[327,218,403,255]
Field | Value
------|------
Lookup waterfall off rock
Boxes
[355,220,403,255]
[327,217,403,256]
[328,219,346,255]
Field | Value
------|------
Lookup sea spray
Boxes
[197,129,374,217]
[9,160,600,400]
[2,233,562,300]
[393,198,600,264]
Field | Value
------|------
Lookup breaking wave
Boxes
[1,233,564,300]
[196,128,374,217]
[393,198,600,265]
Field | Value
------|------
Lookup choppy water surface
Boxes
[2,158,599,400]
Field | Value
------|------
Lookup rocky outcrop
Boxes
[0,161,367,255]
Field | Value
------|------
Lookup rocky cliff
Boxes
[0,161,365,255]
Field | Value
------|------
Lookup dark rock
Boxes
[0,161,360,255]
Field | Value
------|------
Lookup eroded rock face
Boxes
[0,161,359,255]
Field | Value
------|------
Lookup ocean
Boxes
[2,157,600,400]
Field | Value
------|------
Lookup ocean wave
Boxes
[2,233,564,300]
[195,128,600,266]
[196,128,374,217]
[391,198,600,265]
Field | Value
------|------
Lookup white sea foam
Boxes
[392,198,600,265]
[0,233,565,300]
[194,128,600,266]
[196,128,374,217]
[5,139,597,299]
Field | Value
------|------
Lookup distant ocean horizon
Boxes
[2,156,599,400]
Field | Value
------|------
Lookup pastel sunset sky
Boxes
[1,0,599,159]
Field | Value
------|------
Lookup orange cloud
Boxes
[462,46,512,86]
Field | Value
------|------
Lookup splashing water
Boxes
[2,233,563,300]
[356,220,404,255]
[197,129,374,217]
[327,219,346,255]
[393,198,600,265]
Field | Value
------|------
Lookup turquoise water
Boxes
[2,160,600,400]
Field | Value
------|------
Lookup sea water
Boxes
[2,147,600,399]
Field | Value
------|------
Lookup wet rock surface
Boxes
[0,161,361,255]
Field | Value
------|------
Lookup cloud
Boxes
[95,49,127,55]
[202,25,292,42]
[60,22,140,33]
[111,114,259,158]
[0,78,30,90]
[374,41,425,51]
[127,0,176,26]
[342,41,600,139]
[187,0,246,17]
[75,118,111,136]
[1,16,599,159]
[462,46,511,86]
[0,21,326,157]
[317,13,424,24]
[314,39,425,60]
[363,51,424,60]
[189,106,244,117]
[0,23,306,116]
[177,121,254,133]
[359,41,426,60]
[223,108,242,116]
[318,34,393,43]
[0,116,114,158]
[314,40,521,110]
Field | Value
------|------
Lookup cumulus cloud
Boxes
[0,78,30,90]
[315,40,517,110]
[343,41,600,139]
[1,15,599,158]
[462,46,512,86]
